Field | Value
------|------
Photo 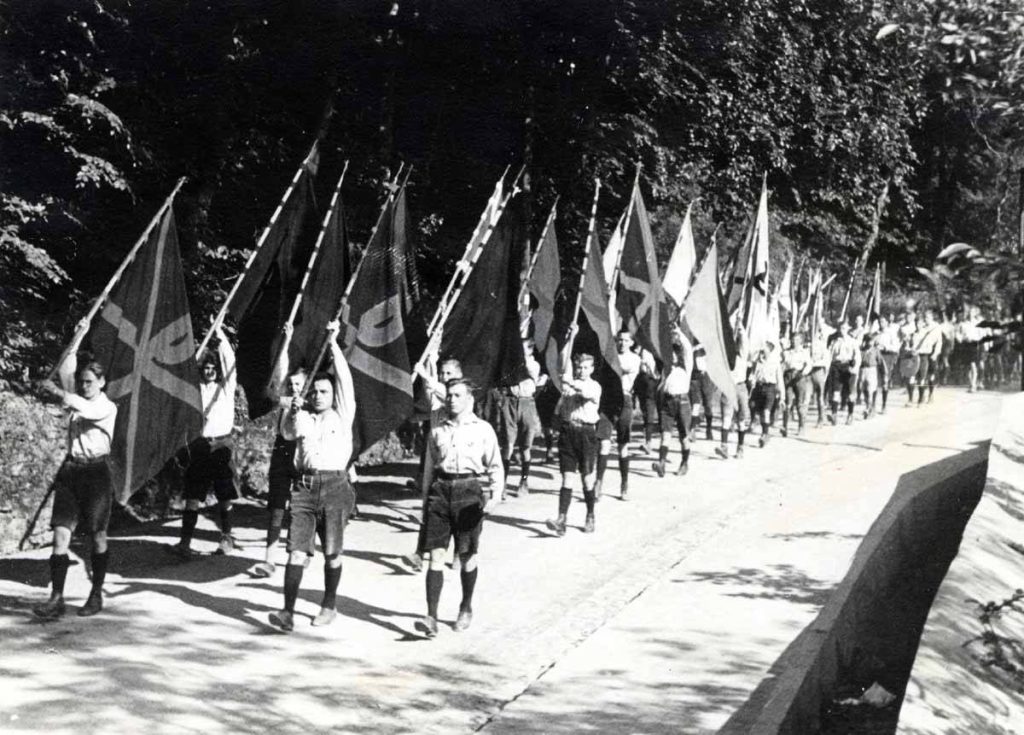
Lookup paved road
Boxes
[0,389,1004,734]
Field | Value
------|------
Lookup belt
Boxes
[567,419,597,428]
[882,350,898,355]
[437,471,477,480]
[202,434,231,442]
[299,469,347,478]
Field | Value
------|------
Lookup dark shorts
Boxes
[596,413,614,442]
[50,458,113,534]
[829,364,856,399]
[558,422,599,476]
[633,374,660,427]
[424,477,485,556]
[287,471,356,557]
[658,394,692,437]
[751,383,778,418]
[183,436,238,503]
[689,371,716,415]
[268,436,297,511]
[488,391,541,452]
[914,355,935,385]
[615,402,633,445]
[880,352,897,389]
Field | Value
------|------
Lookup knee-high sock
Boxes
[90,550,109,593]
[501,454,510,478]
[619,456,630,482]
[520,459,532,484]
[596,453,608,482]
[737,430,746,447]
[284,563,304,612]
[881,388,889,410]
[558,486,572,516]
[323,561,342,610]
[266,508,285,547]
[720,428,729,445]
[181,509,199,546]
[705,415,713,435]
[50,553,70,596]
[426,569,443,618]
[658,445,669,463]
[460,567,478,612]
[681,447,691,465]
[583,490,596,515]
[217,500,232,535]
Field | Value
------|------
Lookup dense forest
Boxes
[2,0,1023,387]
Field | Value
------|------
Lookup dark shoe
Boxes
[312,607,338,627]
[676,462,689,476]
[583,515,595,534]
[416,615,439,638]
[706,429,714,441]
[77,590,103,617]
[545,517,567,537]
[827,413,836,425]
[269,609,295,632]
[758,434,767,448]
[781,427,788,438]
[401,552,423,573]
[250,561,276,578]
[652,460,666,478]
[715,445,729,460]
[169,542,194,561]
[454,609,473,632]
[33,595,65,620]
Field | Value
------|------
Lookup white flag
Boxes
[663,202,698,308]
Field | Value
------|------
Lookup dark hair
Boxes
[572,352,595,365]
[444,376,476,394]
[75,359,105,381]
[311,371,334,389]
[289,366,309,378]
[439,358,462,372]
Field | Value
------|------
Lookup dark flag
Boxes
[682,240,737,406]
[440,192,529,390]
[865,265,882,323]
[341,185,422,454]
[287,190,351,372]
[528,211,560,355]
[579,216,622,375]
[615,182,674,364]
[81,206,203,504]
[229,150,320,419]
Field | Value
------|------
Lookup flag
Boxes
[742,180,770,351]
[341,185,422,454]
[528,209,560,355]
[286,190,351,373]
[682,241,737,406]
[663,202,698,308]
[602,211,627,287]
[615,181,673,363]
[578,215,622,376]
[777,257,794,316]
[440,191,529,390]
[230,151,320,419]
[79,205,203,504]
[542,288,574,392]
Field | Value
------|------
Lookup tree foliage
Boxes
[2,0,1022,386]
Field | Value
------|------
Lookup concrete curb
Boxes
[720,443,989,733]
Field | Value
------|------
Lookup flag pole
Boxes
[424,165,521,342]
[197,140,320,358]
[608,164,642,292]
[415,165,525,373]
[48,177,187,380]
[838,265,857,323]
[565,178,602,359]
[297,165,408,400]
[517,198,559,303]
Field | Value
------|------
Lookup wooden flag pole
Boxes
[564,178,602,361]
[424,165,522,343]
[608,164,642,292]
[414,167,525,374]
[517,198,559,303]
[283,161,349,335]
[48,177,187,380]
[838,266,857,323]
[198,140,320,358]
[297,165,409,401]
